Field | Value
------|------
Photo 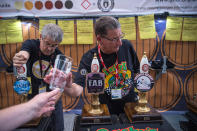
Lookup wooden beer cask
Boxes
[62,94,81,111]
[0,43,20,66]
[184,69,197,114]
[0,72,20,109]
[148,69,183,111]
[0,21,37,108]
[161,31,197,70]
[82,87,92,105]
[132,17,159,61]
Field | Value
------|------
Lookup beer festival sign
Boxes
[0,0,197,17]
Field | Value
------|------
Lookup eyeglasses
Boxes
[102,33,125,43]
[43,39,59,48]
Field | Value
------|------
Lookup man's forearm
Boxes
[64,83,83,97]
[0,102,35,131]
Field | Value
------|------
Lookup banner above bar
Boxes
[0,0,197,17]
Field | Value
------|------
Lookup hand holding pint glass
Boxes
[49,54,72,92]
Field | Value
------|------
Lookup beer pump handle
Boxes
[91,53,100,72]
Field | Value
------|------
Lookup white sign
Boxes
[0,0,197,17]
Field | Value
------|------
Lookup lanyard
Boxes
[98,44,119,87]
[38,51,54,79]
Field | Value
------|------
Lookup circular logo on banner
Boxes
[65,0,73,9]
[142,64,149,73]
[35,1,43,10]
[134,73,154,92]
[45,1,53,10]
[98,0,114,12]
[24,1,33,10]
[13,79,31,95]
[14,1,23,10]
[55,1,63,9]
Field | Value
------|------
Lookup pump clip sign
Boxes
[86,72,105,94]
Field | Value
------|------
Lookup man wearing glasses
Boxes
[75,16,140,115]
[13,23,83,131]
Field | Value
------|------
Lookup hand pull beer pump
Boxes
[88,53,103,115]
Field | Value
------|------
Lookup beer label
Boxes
[13,78,30,95]
[134,73,154,92]
[91,64,99,72]
[86,72,105,94]
[91,54,100,72]
[142,64,149,73]
[13,64,27,78]
[140,54,149,74]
